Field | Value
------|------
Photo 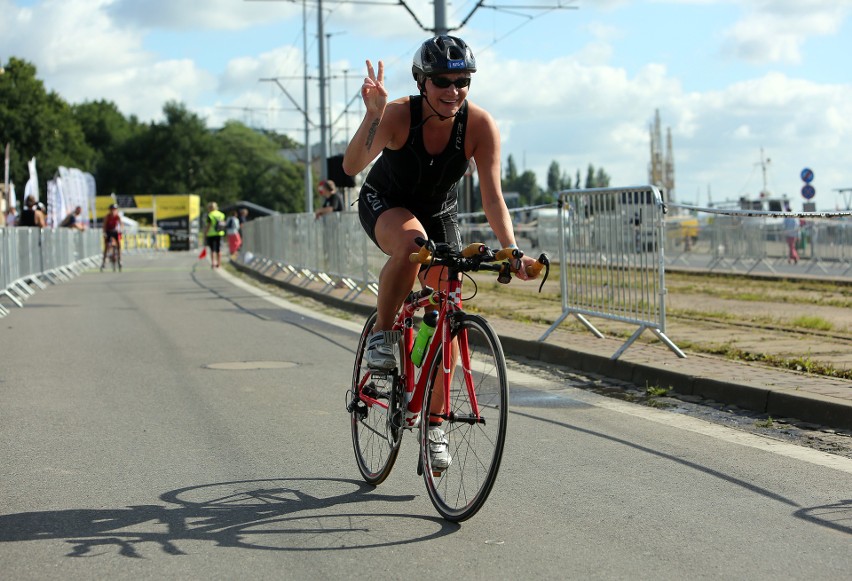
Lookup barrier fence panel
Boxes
[665,205,852,277]
[239,187,684,360]
[241,212,382,300]
[1,223,173,317]
[0,227,102,316]
[539,186,684,359]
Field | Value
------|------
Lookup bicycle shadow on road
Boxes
[0,477,460,558]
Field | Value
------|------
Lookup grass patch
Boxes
[646,385,671,398]
[698,344,852,380]
[643,384,674,408]
[754,417,775,429]
[790,315,833,331]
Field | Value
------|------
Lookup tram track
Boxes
[669,312,852,345]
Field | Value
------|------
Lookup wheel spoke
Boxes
[350,311,402,485]
[422,315,508,521]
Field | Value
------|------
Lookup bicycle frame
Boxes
[355,270,480,431]
[404,276,483,427]
[350,239,546,519]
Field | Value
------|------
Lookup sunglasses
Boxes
[430,76,471,89]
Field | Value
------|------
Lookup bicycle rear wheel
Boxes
[349,310,403,485]
[421,314,508,521]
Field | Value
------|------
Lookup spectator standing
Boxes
[783,215,800,265]
[4,207,16,227]
[204,202,226,269]
[238,208,249,232]
[18,195,46,228]
[314,179,343,219]
[225,209,242,258]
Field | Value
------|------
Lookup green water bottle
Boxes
[411,310,438,367]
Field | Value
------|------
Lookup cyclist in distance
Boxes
[342,35,537,468]
[100,203,122,271]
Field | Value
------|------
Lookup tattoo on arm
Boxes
[365,120,379,150]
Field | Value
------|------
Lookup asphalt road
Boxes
[1,253,850,580]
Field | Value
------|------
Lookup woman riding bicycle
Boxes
[101,203,122,271]
[343,35,537,466]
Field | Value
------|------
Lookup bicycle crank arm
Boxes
[443,412,486,425]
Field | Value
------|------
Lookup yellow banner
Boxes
[95,195,200,220]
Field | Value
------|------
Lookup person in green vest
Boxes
[204,201,226,269]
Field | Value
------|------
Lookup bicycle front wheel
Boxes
[421,314,508,521]
[350,310,402,485]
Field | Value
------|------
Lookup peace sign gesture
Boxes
[361,60,388,117]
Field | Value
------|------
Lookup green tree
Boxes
[213,121,304,213]
[584,164,596,189]
[581,164,612,189]
[515,170,542,206]
[546,161,561,194]
[505,154,519,183]
[0,57,94,195]
[258,128,300,150]
[73,99,142,195]
[110,101,218,200]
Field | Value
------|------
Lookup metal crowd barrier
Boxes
[663,205,852,277]
[241,212,382,302]
[536,186,684,359]
[240,184,683,360]
[0,227,102,317]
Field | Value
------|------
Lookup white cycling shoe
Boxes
[428,427,452,472]
[365,331,397,370]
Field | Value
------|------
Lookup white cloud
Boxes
[0,0,219,119]
[106,0,300,30]
[722,0,851,64]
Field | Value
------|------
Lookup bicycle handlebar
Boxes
[409,237,550,290]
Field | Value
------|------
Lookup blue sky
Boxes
[2,0,851,211]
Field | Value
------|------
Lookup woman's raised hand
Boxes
[361,60,388,116]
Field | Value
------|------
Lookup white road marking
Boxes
[218,267,363,333]
[222,267,852,475]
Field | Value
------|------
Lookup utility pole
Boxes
[302,0,313,211]
[434,0,448,35]
[316,0,329,183]
[758,147,771,197]
[326,31,346,158]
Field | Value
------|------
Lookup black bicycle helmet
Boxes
[412,35,477,85]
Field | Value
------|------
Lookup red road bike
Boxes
[347,238,548,521]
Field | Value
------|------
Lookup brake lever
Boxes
[536,253,550,293]
[497,262,512,285]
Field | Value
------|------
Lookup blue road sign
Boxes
[801,168,814,183]
[802,184,816,199]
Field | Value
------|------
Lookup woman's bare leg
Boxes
[372,208,426,331]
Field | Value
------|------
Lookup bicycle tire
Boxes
[350,310,403,485]
[420,313,508,521]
